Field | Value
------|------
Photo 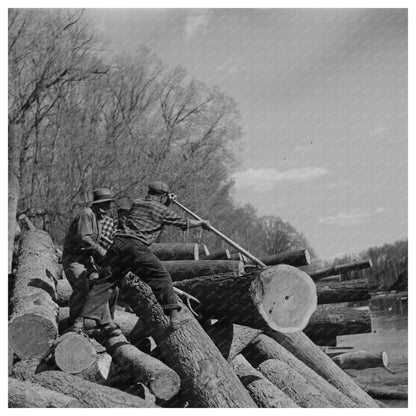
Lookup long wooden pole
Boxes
[172,199,267,268]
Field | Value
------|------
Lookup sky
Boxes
[84,8,407,260]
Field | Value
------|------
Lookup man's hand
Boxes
[200,220,211,231]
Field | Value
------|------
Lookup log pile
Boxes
[8,229,382,408]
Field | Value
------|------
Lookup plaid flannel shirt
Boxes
[114,197,189,246]
[99,216,115,250]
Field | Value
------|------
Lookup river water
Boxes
[336,291,408,408]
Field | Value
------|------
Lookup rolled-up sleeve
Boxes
[162,209,189,231]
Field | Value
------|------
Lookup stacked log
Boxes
[332,351,389,370]
[304,305,372,344]
[149,243,200,260]
[309,259,372,282]
[231,355,298,408]
[243,334,357,407]
[173,264,317,333]
[9,230,60,360]
[317,279,371,304]
[8,377,85,408]
[163,259,244,281]
[245,248,311,268]
[121,273,257,407]
[200,247,231,260]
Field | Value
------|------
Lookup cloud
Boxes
[233,167,329,192]
[184,10,212,39]
[318,207,388,227]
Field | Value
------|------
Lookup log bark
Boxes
[29,370,158,407]
[205,321,262,361]
[56,279,73,306]
[149,243,199,260]
[163,260,244,281]
[246,248,311,267]
[9,230,60,360]
[231,355,298,408]
[309,260,372,281]
[333,350,388,370]
[173,264,317,333]
[257,359,335,407]
[317,279,371,304]
[242,333,357,407]
[361,386,408,400]
[199,247,231,260]
[102,333,181,401]
[8,377,85,408]
[54,332,98,374]
[121,273,257,408]
[305,305,372,341]
[266,330,379,407]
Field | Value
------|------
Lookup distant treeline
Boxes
[319,239,408,292]
[9,9,315,259]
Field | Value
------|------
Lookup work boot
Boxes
[68,318,88,338]
[169,309,190,329]
[98,322,122,339]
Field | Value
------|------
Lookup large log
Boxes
[266,330,379,407]
[121,273,257,408]
[309,259,372,281]
[317,279,371,304]
[246,248,311,267]
[29,370,158,407]
[173,264,317,333]
[305,305,372,341]
[361,386,408,400]
[205,321,262,361]
[149,243,199,260]
[332,350,389,370]
[77,352,114,384]
[54,332,98,374]
[163,259,244,281]
[199,247,231,260]
[257,359,335,407]
[8,377,85,408]
[242,334,357,407]
[9,230,60,360]
[231,355,298,408]
[103,333,181,401]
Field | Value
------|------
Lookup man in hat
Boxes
[72,180,210,333]
[62,188,116,323]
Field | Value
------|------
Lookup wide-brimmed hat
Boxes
[148,181,170,195]
[91,188,114,205]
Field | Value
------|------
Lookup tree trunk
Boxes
[58,306,148,344]
[8,377,85,408]
[173,264,317,333]
[205,321,262,361]
[361,386,407,400]
[317,279,371,304]
[333,351,388,370]
[102,333,181,401]
[53,332,98,374]
[246,248,311,267]
[28,370,158,407]
[305,305,372,341]
[257,359,335,407]
[121,273,257,408]
[149,243,200,260]
[231,355,299,408]
[309,260,372,281]
[9,230,60,360]
[56,279,73,307]
[266,330,379,407]
[200,247,231,260]
[242,333,357,407]
[163,260,244,281]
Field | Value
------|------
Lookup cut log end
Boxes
[150,369,182,401]
[9,314,58,360]
[54,332,97,374]
[252,265,317,333]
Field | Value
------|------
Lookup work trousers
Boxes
[80,236,179,325]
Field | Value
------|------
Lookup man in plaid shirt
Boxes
[74,181,210,333]
[62,188,115,323]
